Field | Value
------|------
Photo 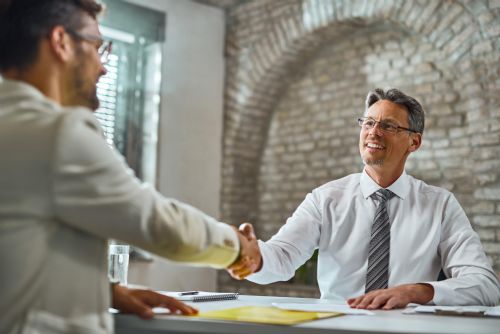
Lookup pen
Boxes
[179,291,199,296]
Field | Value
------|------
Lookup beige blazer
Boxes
[0,79,239,334]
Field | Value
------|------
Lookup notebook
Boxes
[160,291,239,302]
[195,306,342,325]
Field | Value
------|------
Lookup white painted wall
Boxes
[124,0,225,291]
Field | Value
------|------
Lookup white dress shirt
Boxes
[248,170,500,306]
[0,79,239,334]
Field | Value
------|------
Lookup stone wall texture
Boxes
[218,0,500,297]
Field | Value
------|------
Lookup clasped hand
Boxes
[227,223,263,280]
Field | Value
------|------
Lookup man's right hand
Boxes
[227,223,262,280]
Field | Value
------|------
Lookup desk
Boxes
[115,295,499,334]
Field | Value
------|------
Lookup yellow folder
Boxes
[195,306,342,325]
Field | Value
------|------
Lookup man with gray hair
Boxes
[228,88,500,308]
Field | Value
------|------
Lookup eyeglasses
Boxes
[357,117,419,134]
[66,29,113,65]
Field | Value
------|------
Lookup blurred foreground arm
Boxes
[54,111,239,268]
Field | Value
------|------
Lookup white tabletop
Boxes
[114,295,500,334]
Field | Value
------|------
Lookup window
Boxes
[96,0,165,185]
[98,0,165,261]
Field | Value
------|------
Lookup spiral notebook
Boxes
[160,291,239,302]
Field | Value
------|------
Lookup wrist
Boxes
[412,283,434,304]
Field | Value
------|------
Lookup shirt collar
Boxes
[360,168,409,200]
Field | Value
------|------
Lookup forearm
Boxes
[54,112,239,269]
[149,198,240,268]
[247,240,305,284]
[427,274,500,306]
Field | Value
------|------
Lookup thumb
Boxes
[239,222,256,240]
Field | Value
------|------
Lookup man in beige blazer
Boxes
[0,1,259,333]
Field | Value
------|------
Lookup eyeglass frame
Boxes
[65,28,113,65]
[357,116,420,134]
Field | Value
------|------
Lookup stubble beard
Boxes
[72,47,100,111]
[362,155,384,166]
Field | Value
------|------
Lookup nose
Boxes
[368,121,384,136]
[99,63,108,77]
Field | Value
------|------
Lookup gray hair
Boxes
[365,88,425,134]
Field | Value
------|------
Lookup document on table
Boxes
[403,305,500,317]
[196,306,342,325]
[272,302,375,315]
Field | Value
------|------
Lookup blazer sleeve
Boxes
[51,109,239,268]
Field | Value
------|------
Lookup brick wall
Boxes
[219,0,500,296]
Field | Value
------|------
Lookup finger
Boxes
[230,265,253,279]
[136,290,198,315]
[228,255,251,271]
[160,297,198,315]
[356,294,376,309]
[239,223,256,240]
[382,296,404,310]
[227,270,247,280]
[120,294,155,319]
[367,294,389,310]
[236,256,261,274]
[347,295,365,307]
[227,267,248,280]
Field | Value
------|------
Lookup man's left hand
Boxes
[112,284,198,319]
[347,283,434,310]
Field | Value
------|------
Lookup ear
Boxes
[408,132,422,153]
[47,26,74,64]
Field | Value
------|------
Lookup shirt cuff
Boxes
[423,280,456,305]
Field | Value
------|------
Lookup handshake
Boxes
[227,223,263,280]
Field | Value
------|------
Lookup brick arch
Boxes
[221,0,498,228]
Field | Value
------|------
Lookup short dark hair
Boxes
[0,0,103,72]
[365,88,425,134]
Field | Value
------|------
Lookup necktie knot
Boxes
[371,189,395,203]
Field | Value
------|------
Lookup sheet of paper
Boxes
[412,305,489,313]
[484,306,500,317]
[272,303,375,315]
[196,306,342,325]
[404,305,500,317]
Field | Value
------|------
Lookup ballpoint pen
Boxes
[179,291,199,296]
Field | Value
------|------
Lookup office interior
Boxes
[5,0,498,300]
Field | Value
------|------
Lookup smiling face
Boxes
[359,99,421,183]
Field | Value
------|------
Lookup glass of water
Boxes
[108,244,129,285]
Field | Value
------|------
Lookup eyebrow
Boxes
[365,116,400,123]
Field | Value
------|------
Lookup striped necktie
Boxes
[365,189,395,293]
